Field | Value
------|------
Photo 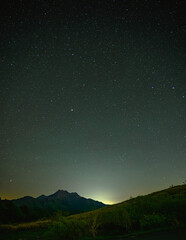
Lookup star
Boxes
[1,0,185,205]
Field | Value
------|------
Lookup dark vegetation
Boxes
[0,184,186,240]
[0,190,105,223]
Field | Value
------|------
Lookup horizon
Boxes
[1,183,184,205]
[1,1,185,204]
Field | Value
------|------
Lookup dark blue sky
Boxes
[0,0,185,204]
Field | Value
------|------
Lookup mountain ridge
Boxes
[12,189,106,217]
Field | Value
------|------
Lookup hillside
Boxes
[62,184,186,238]
[1,185,186,240]
[70,184,186,223]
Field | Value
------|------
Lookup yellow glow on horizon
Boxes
[1,194,18,200]
[101,200,115,205]
[86,193,117,205]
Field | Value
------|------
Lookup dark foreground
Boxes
[110,227,186,240]
[1,228,186,240]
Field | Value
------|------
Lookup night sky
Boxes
[0,0,185,204]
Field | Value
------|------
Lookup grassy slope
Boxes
[69,184,186,221]
[1,185,186,240]
[67,184,186,238]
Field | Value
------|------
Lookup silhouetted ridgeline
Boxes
[0,190,105,223]
[0,185,186,240]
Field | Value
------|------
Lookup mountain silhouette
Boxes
[37,194,46,200]
[13,190,105,215]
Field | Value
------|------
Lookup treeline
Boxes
[0,198,49,223]
[0,196,103,224]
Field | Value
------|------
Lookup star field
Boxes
[0,0,185,204]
